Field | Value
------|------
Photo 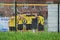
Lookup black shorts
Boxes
[9,27,16,31]
[18,24,23,30]
[38,24,44,31]
[32,18,38,29]
[26,24,32,30]
[32,23,37,29]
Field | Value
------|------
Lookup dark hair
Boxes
[38,12,41,16]
[38,12,44,17]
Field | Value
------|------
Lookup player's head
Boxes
[38,12,43,16]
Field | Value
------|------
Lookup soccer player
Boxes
[32,14,38,33]
[17,14,24,30]
[38,15,44,31]
[25,15,32,30]
[8,14,15,31]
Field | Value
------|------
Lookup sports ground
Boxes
[0,31,60,40]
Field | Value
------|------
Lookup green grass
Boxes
[0,31,60,40]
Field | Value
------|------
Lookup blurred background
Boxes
[0,0,59,32]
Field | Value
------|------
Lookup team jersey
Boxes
[17,14,24,24]
[21,14,26,17]
[18,18,23,24]
[38,16,44,25]
[18,15,24,24]
[30,16,35,19]
[9,16,15,27]
[25,16,32,24]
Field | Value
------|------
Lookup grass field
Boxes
[0,31,60,40]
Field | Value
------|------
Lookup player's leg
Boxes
[18,24,23,30]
